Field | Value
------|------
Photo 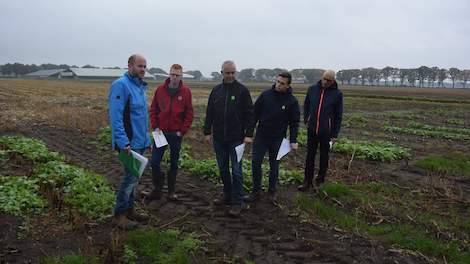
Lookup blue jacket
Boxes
[304,80,343,138]
[108,72,151,150]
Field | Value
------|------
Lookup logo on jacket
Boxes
[178,96,183,101]
[282,105,286,110]
[231,95,235,101]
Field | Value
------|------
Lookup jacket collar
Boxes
[125,72,148,88]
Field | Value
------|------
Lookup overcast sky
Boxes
[1,0,469,76]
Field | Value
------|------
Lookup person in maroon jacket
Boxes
[148,64,194,201]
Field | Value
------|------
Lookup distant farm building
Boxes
[24,69,67,79]
[24,68,155,80]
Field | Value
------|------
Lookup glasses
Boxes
[136,65,147,69]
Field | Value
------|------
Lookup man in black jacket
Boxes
[244,72,300,203]
[204,60,254,216]
[299,70,343,191]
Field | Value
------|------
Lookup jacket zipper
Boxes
[315,89,325,135]
[168,93,174,129]
[223,85,229,138]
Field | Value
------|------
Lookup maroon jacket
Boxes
[150,78,194,135]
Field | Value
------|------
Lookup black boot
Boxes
[167,170,178,201]
[149,170,164,201]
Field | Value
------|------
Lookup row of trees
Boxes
[211,68,325,84]
[336,66,470,88]
[212,66,470,88]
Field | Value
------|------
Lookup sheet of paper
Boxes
[329,141,333,149]
[152,130,168,148]
[235,143,245,163]
[131,150,148,178]
[276,138,291,160]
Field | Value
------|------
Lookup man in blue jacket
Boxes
[298,70,343,191]
[109,54,151,229]
[244,72,300,203]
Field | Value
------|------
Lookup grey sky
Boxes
[1,0,469,76]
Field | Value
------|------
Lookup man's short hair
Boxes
[221,60,235,71]
[171,64,183,71]
[323,70,336,81]
[278,72,292,84]
[128,54,137,65]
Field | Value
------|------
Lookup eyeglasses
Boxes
[136,65,147,69]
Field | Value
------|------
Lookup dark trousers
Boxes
[213,140,244,205]
[151,132,182,194]
[304,134,330,184]
[251,137,282,193]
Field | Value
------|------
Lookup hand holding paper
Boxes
[235,143,245,163]
[152,130,168,148]
[277,138,291,160]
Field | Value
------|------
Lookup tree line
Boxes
[1,63,469,88]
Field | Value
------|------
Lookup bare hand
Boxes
[244,137,253,144]
[205,135,212,145]
[331,137,337,144]
[290,143,299,150]
[124,145,131,155]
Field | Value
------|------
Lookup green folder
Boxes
[118,151,141,178]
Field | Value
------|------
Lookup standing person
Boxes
[148,64,194,201]
[244,72,300,203]
[109,54,151,229]
[203,60,254,216]
[298,70,343,191]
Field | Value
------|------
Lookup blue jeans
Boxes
[251,137,282,193]
[213,140,244,205]
[151,132,182,193]
[115,148,145,215]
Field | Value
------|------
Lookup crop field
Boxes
[1,79,470,263]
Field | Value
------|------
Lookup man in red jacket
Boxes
[148,64,194,201]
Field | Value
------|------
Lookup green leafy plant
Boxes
[0,136,62,163]
[332,138,410,162]
[125,228,201,264]
[0,176,46,216]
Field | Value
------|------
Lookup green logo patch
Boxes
[231,95,235,101]
[282,105,286,110]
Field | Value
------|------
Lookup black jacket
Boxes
[304,80,343,138]
[254,86,300,143]
[204,80,254,142]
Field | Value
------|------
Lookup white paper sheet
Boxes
[276,138,292,160]
[329,141,333,149]
[152,130,168,148]
[235,143,245,163]
[130,150,148,178]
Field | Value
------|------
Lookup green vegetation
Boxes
[343,113,368,128]
[331,138,410,162]
[0,135,114,220]
[447,118,465,126]
[0,176,47,216]
[415,154,470,177]
[124,228,201,264]
[384,121,470,140]
[42,254,102,264]
[0,136,62,163]
[294,181,470,263]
